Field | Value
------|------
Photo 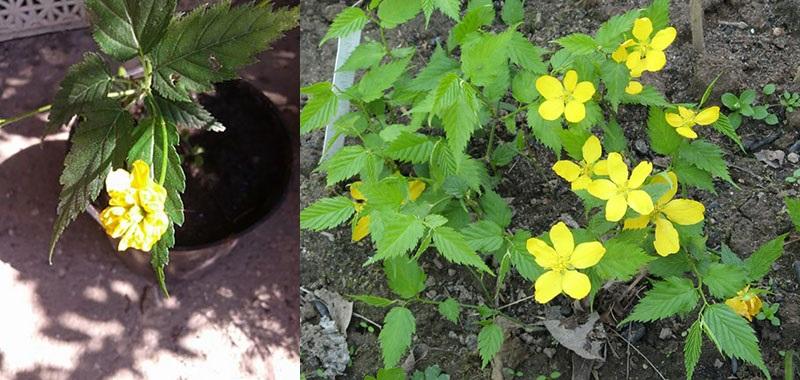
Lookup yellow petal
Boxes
[644,49,667,72]
[536,75,563,99]
[582,135,602,164]
[628,161,653,189]
[561,270,591,300]
[627,189,654,215]
[131,160,151,189]
[624,214,651,230]
[662,199,705,225]
[350,181,366,201]
[651,27,677,50]
[654,216,680,256]
[534,270,563,303]
[606,152,628,185]
[592,160,608,176]
[564,100,586,123]
[550,222,574,257]
[606,194,628,222]
[569,242,605,269]
[106,169,132,193]
[676,127,698,139]
[625,51,644,73]
[571,81,596,103]
[352,215,371,241]
[651,171,678,206]
[632,17,653,42]
[571,175,592,191]
[563,70,578,92]
[539,99,565,121]
[553,160,582,182]
[587,179,617,200]
[678,106,696,120]
[725,298,751,321]
[625,81,643,95]
[527,238,559,268]
[665,112,685,127]
[612,44,629,63]
[695,106,720,125]
[408,180,426,201]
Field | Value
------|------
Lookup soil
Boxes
[300,0,800,379]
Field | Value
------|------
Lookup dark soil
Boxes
[176,80,293,247]
[301,0,800,379]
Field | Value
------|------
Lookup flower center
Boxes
[551,255,573,272]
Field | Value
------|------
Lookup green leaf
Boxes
[155,95,224,132]
[786,197,800,231]
[763,84,777,95]
[384,256,427,299]
[595,10,639,50]
[448,4,494,49]
[528,108,562,154]
[593,239,655,282]
[712,114,744,151]
[703,263,748,299]
[480,190,512,228]
[501,0,524,25]
[601,61,630,109]
[678,140,733,183]
[432,74,481,152]
[765,113,779,125]
[433,226,493,273]
[150,224,174,295]
[434,0,461,21]
[685,319,703,380]
[380,306,416,368]
[86,0,177,60]
[438,298,461,323]
[673,161,716,192]
[642,0,670,31]
[153,119,186,225]
[378,0,422,28]
[621,277,699,324]
[621,85,669,107]
[507,32,547,74]
[461,220,504,252]
[352,294,396,307]
[340,42,386,71]
[299,196,355,231]
[409,45,459,92]
[647,107,682,155]
[47,53,115,132]
[300,82,338,134]
[557,33,598,55]
[151,2,298,101]
[461,31,511,88]
[321,7,369,46]
[721,93,740,109]
[358,57,412,102]
[373,213,426,261]
[740,89,757,105]
[322,146,367,186]
[478,323,504,368]
[511,70,538,103]
[703,304,768,377]
[49,100,134,262]
[491,142,518,167]
[127,117,156,165]
[743,235,785,281]
[602,118,628,153]
[386,132,434,164]
[374,368,406,380]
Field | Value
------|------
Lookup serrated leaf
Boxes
[47,53,116,132]
[507,32,547,74]
[433,226,493,273]
[621,277,699,324]
[461,31,511,88]
[647,107,682,155]
[593,239,655,281]
[340,42,386,71]
[448,4,494,49]
[352,294,396,307]
[648,250,691,277]
[384,256,427,299]
[322,145,367,186]
[378,0,422,28]
[678,140,732,183]
[480,190,512,228]
[432,74,481,152]
[301,82,338,134]
[154,95,224,132]
[501,0,524,25]
[386,132,434,163]
[127,117,156,165]
[703,304,768,377]
[602,118,628,153]
[601,61,630,109]
[595,10,639,49]
[511,70,538,103]
[491,142,518,167]
[461,220,504,252]
[703,263,748,299]
[358,57,411,102]
[153,118,185,226]
[673,161,716,192]
[409,44,459,92]
[685,319,702,379]
[49,100,134,262]
[642,0,670,31]
[478,323,504,368]
[373,213,426,261]
[86,0,177,61]
[434,0,461,21]
[743,235,784,281]
[151,223,174,296]
[151,2,298,101]
[299,196,355,231]
[621,85,669,107]
[438,297,461,323]
[786,197,800,231]
[380,307,416,368]
[527,107,562,153]
[557,33,598,55]
[321,7,368,46]
[712,113,744,151]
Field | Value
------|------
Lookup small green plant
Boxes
[359,320,377,333]
[365,367,405,380]
[412,365,450,380]
[755,301,781,326]
[502,367,524,378]
[721,85,779,128]
[785,168,800,183]
[780,90,800,112]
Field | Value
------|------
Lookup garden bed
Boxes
[300,0,800,378]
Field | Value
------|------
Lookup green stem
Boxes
[159,118,168,185]
[0,104,52,128]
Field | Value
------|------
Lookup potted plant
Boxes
[0,0,298,294]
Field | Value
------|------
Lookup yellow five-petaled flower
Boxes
[527,222,606,303]
[100,160,169,252]
[552,135,608,190]
[665,106,720,139]
[350,179,426,242]
[624,172,705,256]
[587,153,654,222]
[725,286,763,322]
[612,17,677,77]
[536,70,596,123]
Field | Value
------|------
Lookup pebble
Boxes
[447,269,456,276]
[621,322,646,344]
[658,327,673,340]
[773,27,785,36]
[634,139,649,155]
[714,359,724,368]
[543,347,556,358]
[792,260,800,283]
[789,152,800,164]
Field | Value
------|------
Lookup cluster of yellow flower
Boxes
[612,17,676,95]
[349,179,426,242]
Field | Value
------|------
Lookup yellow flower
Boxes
[665,106,720,139]
[350,179,426,242]
[612,17,676,77]
[625,80,643,95]
[552,135,608,190]
[725,286,763,322]
[587,153,655,222]
[527,222,606,303]
[623,172,706,256]
[536,70,596,123]
[100,160,169,252]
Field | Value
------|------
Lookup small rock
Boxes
[788,111,800,130]
[658,327,673,340]
[792,260,800,283]
[447,269,456,276]
[520,333,534,344]
[789,152,800,163]
[543,347,557,359]
[634,139,649,155]
[754,149,785,168]
[621,322,646,344]
[714,359,724,368]
[773,27,785,36]
[433,258,444,269]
